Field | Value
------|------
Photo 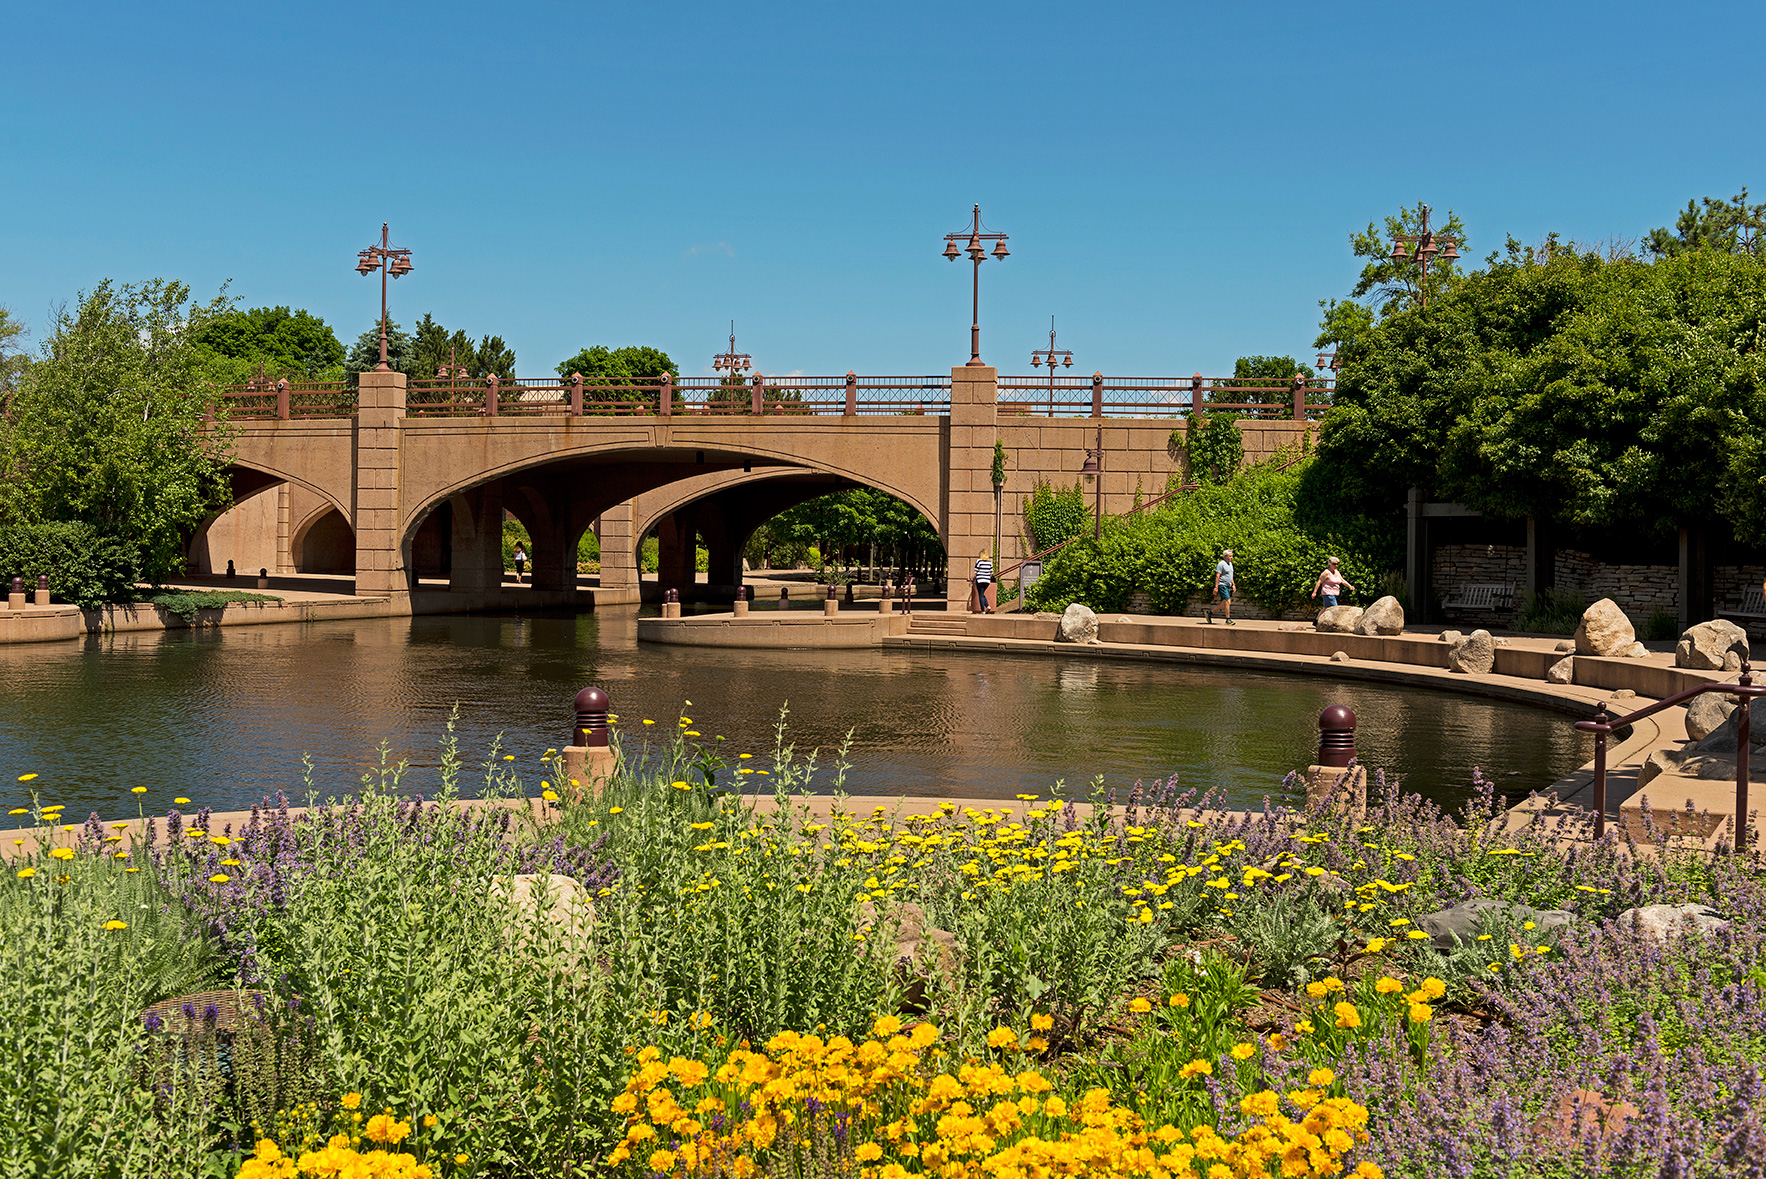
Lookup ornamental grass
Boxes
[0,710,1760,1176]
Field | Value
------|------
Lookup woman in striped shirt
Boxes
[973,552,995,614]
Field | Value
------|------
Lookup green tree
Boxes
[190,306,345,378]
[554,345,679,409]
[474,335,516,380]
[0,279,236,587]
[1314,204,1469,360]
[1646,188,1766,259]
[410,314,479,379]
[0,307,27,410]
[1214,355,1317,417]
[1175,413,1245,486]
[344,318,415,381]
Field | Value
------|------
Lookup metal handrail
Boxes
[994,480,1203,580]
[1574,662,1765,850]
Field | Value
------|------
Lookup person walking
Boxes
[1311,557,1355,609]
[1206,549,1235,625]
[512,542,528,584]
[972,551,995,614]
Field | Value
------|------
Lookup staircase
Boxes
[907,615,969,638]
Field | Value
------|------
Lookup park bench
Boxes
[1719,586,1766,621]
[1441,582,1515,613]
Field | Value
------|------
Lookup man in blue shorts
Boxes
[1206,548,1235,625]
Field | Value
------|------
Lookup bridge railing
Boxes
[216,381,356,420]
[997,375,1333,420]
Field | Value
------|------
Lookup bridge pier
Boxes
[943,365,998,614]
[596,504,639,600]
[354,370,410,608]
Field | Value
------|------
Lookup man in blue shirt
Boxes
[1206,548,1235,625]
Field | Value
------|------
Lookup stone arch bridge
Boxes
[196,367,1321,612]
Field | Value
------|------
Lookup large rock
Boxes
[1692,697,1766,755]
[1353,596,1405,636]
[1057,603,1099,644]
[1614,903,1729,942]
[1546,656,1575,685]
[1675,619,1749,671]
[1619,641,1650,660]
[1448,629,1495,674]
[1439,630,1463,645]
[1574,599,1637,657]
[1416,898,1574,950]
[1685,693,1738,742]
[1315,605,1364,634]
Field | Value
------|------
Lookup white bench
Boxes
[1720,587,1766,620]
[1442,582,1515,612]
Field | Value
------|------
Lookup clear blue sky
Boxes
[3,1,1761,379]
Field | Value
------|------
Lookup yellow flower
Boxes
[1375,976,1404,994]
[1030,1012,1053,1031]
[1305,981,1328,998]
[50,848,74,861]
[174,797,190,805]
[1168,993,1190,1008]
[649,1150,677,1172]
[340,1093,362,1110]
[1127,997,1152,1013]
[1308,1067,1335,1087]
[1230,1042,1256,1060]
[423,1115,437,1128]
[672,781,690,790]
[17,774,36,782]
[209,874,230,884]
[1179,1059,1213,1079]
[131,786,146,794]
[987,1026,1019,1048]
[1240,1090,1280,1117]
[542,790,559,802]
[104,919,127,931]
[609,806,624,814]
[1407,929,1430,939]
[855,1142,884,1162]
[455,1155,469,1166]
[873,1014,903,1037]
[1420,977,1446,999]
[15,868,33,879]
[5,808,24,816]
[1408,1003,1433,1023]
[1332,1002,1362,1029]
[1042,1096,1067,1118]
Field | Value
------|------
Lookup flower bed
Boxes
[0,711,1760,1176]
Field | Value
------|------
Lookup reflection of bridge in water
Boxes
[194,367,1327,612]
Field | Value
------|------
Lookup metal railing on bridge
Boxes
[211,371,1331,421]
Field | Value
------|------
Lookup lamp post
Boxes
[1315,350,1341,373]
[1079,421,1103,542]
[1386,206,1459,310]
[942,204,1009,367]
[1031,316,1073,418]
[355,223,414,371]
[712,321,752,375]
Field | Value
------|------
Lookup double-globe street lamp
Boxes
[1030,316,1073,418]
[1387,206,1459,310]
[355,222,414,372]
[942,205,1009,367]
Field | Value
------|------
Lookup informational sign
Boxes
[1019,560,1043,595]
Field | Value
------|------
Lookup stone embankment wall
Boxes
[1432,544,1765,632]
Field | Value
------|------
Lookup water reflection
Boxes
[0,608,1593,818]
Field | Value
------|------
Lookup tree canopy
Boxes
[555,345,677,384]
[0,279,235,589]
[190,305,344,379]
[1646,189,1766,259]
[1306,228,1766,544]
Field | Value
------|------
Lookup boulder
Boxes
[1546,656,1575,685]
[1554,640,1576,654]
[1685,693,1738,742]
[1448,629,1496,674]
[1439,630,1463,645]
[1416,898,1574,950]
[1352,596,1405,636]
[1315,605,1364,633]
[1611,689,1636,700]
[1619,641,1650,660]
[1692,697,1766,755]
[1614,903,1730,942]
[488,874,595,963]
[1675,619,1748,671]
[1330,651,1349,663]
[1574,599,1637,657]
[1057,603,1099,644]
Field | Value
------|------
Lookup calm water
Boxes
[0,607,1593,818]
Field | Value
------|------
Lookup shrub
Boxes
[1174,411,1245,485]
[1025,456,1390,615]
[1024,479,1091,552]
[0,519,144,609]
[1512,587,1588,634]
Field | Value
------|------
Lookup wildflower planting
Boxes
[0,711,1762,1176]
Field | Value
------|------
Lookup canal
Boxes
[0,607,1594,818]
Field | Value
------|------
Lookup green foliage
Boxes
[0,519,144,609]
[554,346,678,413]
[991,438,1007,488]
[0,279,236,587]
[343,318,415,380]
[1174,413,1245,485]
[1344,201,1469,316]
[1646,187,1766,259]
[408,313,517,382]
[745,489,942,578]
[1512,588,1589,635]
[1025,456,1390,615]
[191,306,345,379]
[147,589,280,621]
[0,306,27,402]
[1216,356,1318,419]
[1024,479,1090,552]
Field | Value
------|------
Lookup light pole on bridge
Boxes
[942,205,1009,367]
[1030,316,1073,418]
[354,223,414,372]
[1387,206,1460,310]
[712,322,752,375]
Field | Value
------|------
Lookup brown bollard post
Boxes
[7,577,23,611]
[1306,705,1366,816]
[661,587,681,619]
[780,585,790,608]
[561,685,618,799]
[845,581,855,605]
[879,579,894,614]
[256,567,270,590]
[733,584,750,617]
[823,583,839,616]
[33,575,49,607]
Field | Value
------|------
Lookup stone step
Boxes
[909,619,969,636]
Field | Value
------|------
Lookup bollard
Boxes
[780,585,790,608]
[733,585,749,617]
[7,577,23,611]
[844,581,855,605]
[256,567,270,590]
[823,583,839,616]
[561,685,617,799]
[33,575,49,607]
[225,560,236,579]
[661,587,681,619]
[901,576,914,614]
[879,579,894,614]
[1307,705,1365,818]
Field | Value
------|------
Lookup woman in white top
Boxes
[1311,556,1355,609]
[973,552,995,614]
